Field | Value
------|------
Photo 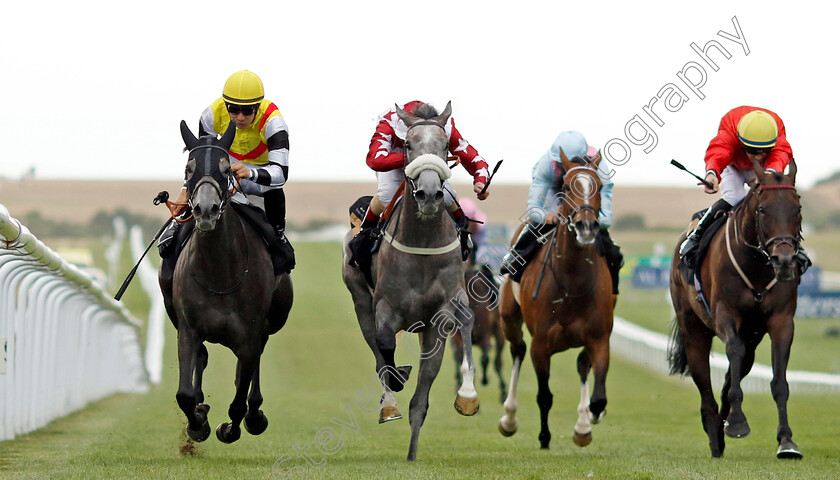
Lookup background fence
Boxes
[0,204,148,441]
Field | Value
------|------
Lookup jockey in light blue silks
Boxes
[501,130,624,294]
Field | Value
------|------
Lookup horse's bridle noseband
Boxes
[749,184,801,261]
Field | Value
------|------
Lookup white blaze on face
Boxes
[573,173,595,205]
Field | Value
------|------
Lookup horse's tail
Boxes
[667,316,689,376]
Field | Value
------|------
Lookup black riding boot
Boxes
[501,223,548,283]
[453,212,474,262]
[348,208,379,272]
[158,220,183,258]
[264,189,294,274]
[679,199,731,267]
[598,227,624,295]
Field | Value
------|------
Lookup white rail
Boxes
[0,204,148,442]
[611,317,840,394]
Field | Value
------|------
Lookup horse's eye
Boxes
[758,206,766,214]
[405,141,412,151]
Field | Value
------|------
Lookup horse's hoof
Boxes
[724,420,750,438]
[573,430,593,447]
[379,406,402,424]
[215,422,241,443]
[186,421,211,443]
[777,441,803,460]
[244,410,268,436]
[454,395,479,416]
[498,417,518,437]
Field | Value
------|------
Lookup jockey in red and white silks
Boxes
[366,100,489,207]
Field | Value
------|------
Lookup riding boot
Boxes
[501,224,545,283]
[679,199,731,266]
[158,220,183,258]
[264,189,295,275]
[349,208,380,271]
[453,210,473,262]
[598,227,624,295]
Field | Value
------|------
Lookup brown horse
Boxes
[669,159,803,459]
[498,151,614,449]
[451,265,507,403]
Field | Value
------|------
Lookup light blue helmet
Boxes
[547,131,588,163]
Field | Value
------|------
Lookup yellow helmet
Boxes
[737,110,778,148]
[222,70,264,105]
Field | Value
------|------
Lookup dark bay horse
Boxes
[341,101,479,461]
[498,151,614,449]
[451,265,507,403]
[160,121,293,444]
[669,159,803,459]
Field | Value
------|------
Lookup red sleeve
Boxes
[448,119,489,184]
[366,116,405,172]
[704,110,741,179]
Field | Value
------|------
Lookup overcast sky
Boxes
[2,1,837,190]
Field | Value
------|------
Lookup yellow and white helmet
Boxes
[222,70,264,105]
[737,110,778,148]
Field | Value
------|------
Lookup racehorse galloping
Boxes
[161,121,293,445]
[498,151,614,449]
[451,265,507,404]
[341,101,479,461]
[669,159,803,459]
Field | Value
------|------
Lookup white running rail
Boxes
[0,204,148,442]
[612,317,840,394]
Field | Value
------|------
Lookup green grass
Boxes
[2,241,840,479]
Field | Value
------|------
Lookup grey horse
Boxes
[342,101,479,461]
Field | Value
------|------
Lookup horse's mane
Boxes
[411,103,440,120]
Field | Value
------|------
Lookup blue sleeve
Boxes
[526,157,555,224]
[597,161,614,227]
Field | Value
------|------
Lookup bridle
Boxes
[727,183,801,303]
[186,144,236,223]
[559,165,600,231]
[403,120,448,195]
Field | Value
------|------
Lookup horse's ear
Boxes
[395,103,416,127]
[180,120,198,150]
[751,157,765,180]
[219,121,236,151]
[590,151,602,169]
[559,148,573,170]
[787,158,797,184]
[435,101,452,126]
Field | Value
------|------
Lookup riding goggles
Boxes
[226,103,259,116]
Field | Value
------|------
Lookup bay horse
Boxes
[498,151,614,449]
[669,159,803,459]
[341,101,479,461]
[160,121,293,444]
[451,264,507,404]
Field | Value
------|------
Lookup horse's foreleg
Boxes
[244,356,269,436]
[454,302,479,416]
[194,344,209,405]
[176,332,210,442]
[683,323,724,457]
[216,354,258,443]
[406,331,445,462]
[493,320,507,403]
[768,318,802,459]
[479,336,491,386]
[574,351,594,447]
[722,331,750,439]
[498,308,525,437]
[531,341,553,449]
[450,332,464,392]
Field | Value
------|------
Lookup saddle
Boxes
[677,209,727,285]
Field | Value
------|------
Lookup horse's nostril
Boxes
[434,192,444,203]
[416,191,427,202]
